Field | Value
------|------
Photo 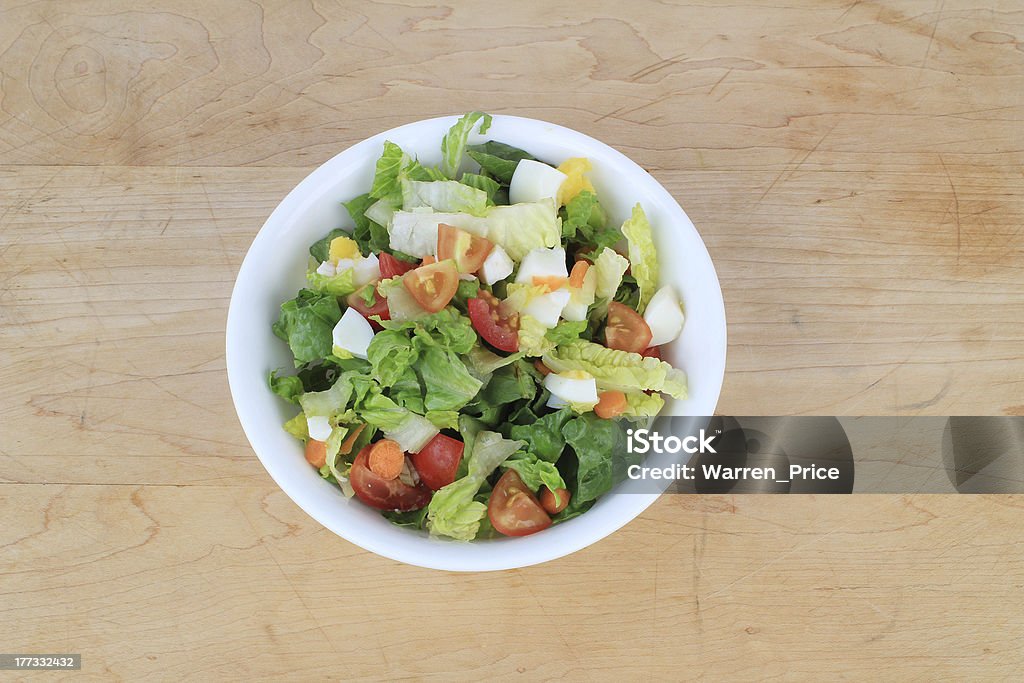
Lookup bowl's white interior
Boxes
[226,115,726,571]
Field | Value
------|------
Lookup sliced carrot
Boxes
[305,439,327,468]
[568,261,590,289]
[534,360,552,377]
[367,439,405,480]
[421,255,437,266]
[594,391,628,419]
[339,424,366,456]
[532,275,568,291]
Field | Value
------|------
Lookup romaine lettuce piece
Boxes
[440,112,492,178]
[466,141,537,184]
[620,203,658,313]
[306,262,356,297]
[401,179,488,216]
[501,453,567,494]
[592,247,630,301]
[542,340,687,399]
[272,289,342,367]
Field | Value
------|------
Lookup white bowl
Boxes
[226,115,726,571]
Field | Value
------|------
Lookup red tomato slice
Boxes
[641,345,661,360]
[604,302,653,353]
[379,253,417,279]
[402,260,459,313]
[410,434,464,490]
[350,446,432,511]
[437,223,493,273]
[467,292,518,353]
[346,285,390,327]
[488,470,552,537]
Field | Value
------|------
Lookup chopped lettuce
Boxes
[466,141,537,184]
[440,112,492,178]
[563,414,623,503]
[620,203,658,313]
[507,408,570,462]
[283,412,309,441]
[517,315,556,357]
[593,247,630,301]
[306,262,357,297]
[501,453,567,493]
[460,173,500,203]
[369,141,411,205]
[272,289,342,366]
[401,179,488,216]
[310,228,349,263]
[542,340,687,399]
[427,431,524,540]
[624,391,665,417]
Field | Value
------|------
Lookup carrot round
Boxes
[368,439,405,480]
[305,439,327,468]
[594,391,628,419]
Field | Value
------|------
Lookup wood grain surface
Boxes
[1,1,1022,680]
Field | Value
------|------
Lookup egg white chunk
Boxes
[306,415,333,442]
[480,244,514,285]
[561,267,597,322]
[643,285,685,346]
[352,253,380,286]
[515,246,568,285]
[543,372,598,407]
[509,159,568,205]
[316,261,337,276]
[332,308,375,359]
[524,289,570,328]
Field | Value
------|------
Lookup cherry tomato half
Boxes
[403,260,460,313]
[540,487,571,515]
[488,469,552,537]
[346,285,390,327]
[437,223,493,273]
[604,302,653,353]
[641,345,662,360]
[467,291,518,353]
[349,445,432,511]
[379,253,417,279]
[410,434,464,490]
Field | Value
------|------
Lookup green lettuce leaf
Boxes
[366,330,417,387]
[501,453,567,494]
[359,392,438,452]
[518,315,556,357]
[272,289,342,366]
[545,320,587,346]
[306,262,357,297]
[479,360,537,407]
[268,370,304,404]
[401,179,488,216]
[440,112,492,178]
[624,391,666,417]
[283,412,309,441]
[377,309,477,354]
[620,203,658,313]
[466,141,537,184]
[427,431,524,540]
[459,173,500,203]
[418,345,483,411]
[542,340,687,399]
[563,413,624,503]
[593,247,630,301]
[369,141,411,205]
[507,408,571,462]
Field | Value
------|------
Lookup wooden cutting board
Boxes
[1,1,1022,679]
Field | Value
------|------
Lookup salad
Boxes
[268,112,687,540]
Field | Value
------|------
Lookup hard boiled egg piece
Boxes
[515,246,568,285]
[509,159,568,205]
[523,289,570,328]
[480,244,514,285]
[561,266,597,322]
[332,308,375,359]
[352,253,380,286]
[543,371,598,407]
[643,285,685,346]
[329,236,361,262]
[316,261,337,277]
[306,415,332,442]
